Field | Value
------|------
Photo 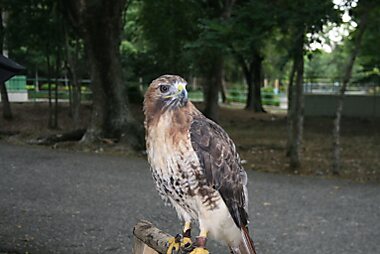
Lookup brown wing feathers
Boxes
[190,115,248,228]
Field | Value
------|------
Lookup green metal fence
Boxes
[27,90,93,101]
[5,75,27,91]
[188,88,281,106]
[6,76,281,106]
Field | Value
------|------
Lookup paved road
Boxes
[0,143,379,254]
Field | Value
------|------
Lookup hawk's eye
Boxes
[159,85,169,93]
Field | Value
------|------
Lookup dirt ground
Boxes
[1,102,379,182]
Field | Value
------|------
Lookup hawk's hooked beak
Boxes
[176,83,188,105]
[162,82,188,106]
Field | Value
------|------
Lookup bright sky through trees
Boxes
[308,0,358,53]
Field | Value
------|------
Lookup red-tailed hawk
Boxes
[144,75,257,254]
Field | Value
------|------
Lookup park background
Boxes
[0,0,380,253]
[1,0,379,181]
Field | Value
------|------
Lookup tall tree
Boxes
[137,0,237,120]
[63,0,142,147]
[63,25,82,128]
[332,0,372,174]
[203,51,224,121]
[3,0,65,127]
[0,8,12,120]
[138,0,200,80]
[355,3,380,92]
[49,1,64,129]
[279,0,340,168]
[192,0,236,121]
[288,31,305,168]
[204,0,235,121]
[228,0,276,112]
[204,0,236,121]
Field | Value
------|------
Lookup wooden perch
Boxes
[133,220,172,254]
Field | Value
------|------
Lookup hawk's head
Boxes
[144,75,188,119]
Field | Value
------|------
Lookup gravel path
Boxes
[0,143,379,254]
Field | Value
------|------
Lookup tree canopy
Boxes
[2,0,379,88]
[1,0,379,148]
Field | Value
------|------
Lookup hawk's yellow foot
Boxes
[166,234,193,254]
[190,234,209,254]
[189,247,209,254]
[167,235,181,254]
[189,235,208,254]
[182,236,192,248]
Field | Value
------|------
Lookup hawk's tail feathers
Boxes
[229,227,257,254]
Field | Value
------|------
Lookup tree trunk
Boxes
[47,54,55,129]
[241,59,254,108]
[64,27,73,117]
[220,75,228,104]
[66,71,73,116]
[288,33,304,169]
[203,0,235,122]
[204,55,223,121]
[234,46,265,113]
[286,56,297,157]
[0,8,12,120]
[66,0,142,148]
[0,9,3,52]
[0,82,12,120]
[53,52,60,129]
[33,129,86,145]
[64,24,81,127]
[246,52,265,112]
[245,61,254,111]
[332,13,368,174]
[71,41,81,128]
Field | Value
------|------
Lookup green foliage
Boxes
[135,0,202,80]
[229,0,277,56]
[274,0,341,80]
[277,0,341,38]
[356,1,380,84]
[2,0,380,107]
[1,0,88,81]
[3,0,62,73]
[262,32,292,81]
[303,0,380,85]
[305,44,349,81]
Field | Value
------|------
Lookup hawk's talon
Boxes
[189,247,209,254]
[181,237,193,253]
[182,236,192,246]
[166,235,193,254]
[167,236,181,254]
[175,233,183,243]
